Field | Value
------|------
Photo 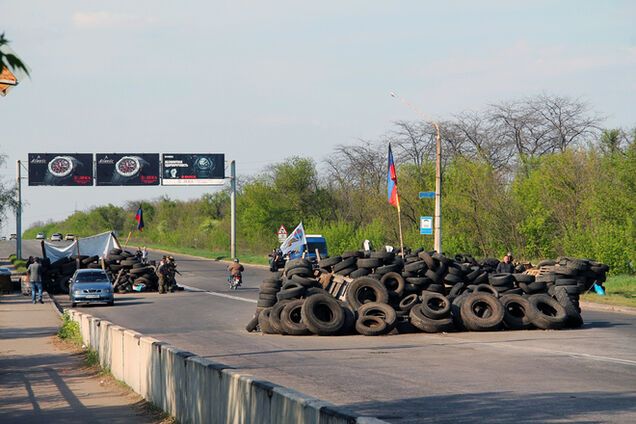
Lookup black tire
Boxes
[340,303,357,335]
[285,258,312,271]
[528,294,568,330]
[443,273,464,284]
[345,277,390,310]
[554,266,577,276]
[451,293,469,329]
[448,283,465,298]
[356,258,383,269]
[474,284,499,297]
[258,308,276,334]
[404,260,427,273]
[318,256,342,268]
[355,315,388,336]
[473,272,489,284]
[426,284,445,294]
[342,250,363,259]
[555,278,578,286]
[489,273,514,286]
[257,299,277,308]
[424,269,442,284]
[280,299,310,335]
[500,294,535,330]
[380,272,405,297]
[109,254,124,261]
[409,305,455,333]
[109,248,123,255]
[301,294,345,336]
[418,250,436,269]
[512,273,535,283]
[405,277,429,287]
[536,274,556,283]
[81,255,99,265]
[420,292,451,319]
[554,287,583,328]
[291,274,320,287]
[460,293,505,331]
[349,268,371,278]
[304,287,330,297]
[277,286,305,300]
[333,257,357,273]
[525,281,548,293]
[269,301,291,334]
[375,263,401,275]
[286,266,313,278]
[335,267,357,276]
[245,314,259,332]
[399,293,420,312]
[358,302,397,332]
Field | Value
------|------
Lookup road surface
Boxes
[6,240,636,423]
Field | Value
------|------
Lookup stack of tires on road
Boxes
[43,248,158,294]
[246,249,609,336]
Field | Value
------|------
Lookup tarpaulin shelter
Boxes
[42,231,122,263]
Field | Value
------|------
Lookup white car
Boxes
[65,234,76,241]
[36,232,45,240]
[50,233,63,242]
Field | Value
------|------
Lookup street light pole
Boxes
[390,92,443,253]
[230,160,236,260]
[16,160,22,259]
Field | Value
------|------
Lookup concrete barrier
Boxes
[69,310,389,424]
[97,320,112,370]
[109,325,125,381]
[161,345,195,418]
[123,329,142,393]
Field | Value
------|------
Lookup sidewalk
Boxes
[0,292,160,424]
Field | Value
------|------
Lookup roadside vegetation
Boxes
[8,254,27,272]
[23,95,636,280]
[581,275,636,308]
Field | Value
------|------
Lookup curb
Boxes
[581,300,636,315]
[146,247,269,270]
[47,291,64,317]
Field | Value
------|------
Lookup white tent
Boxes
[43,231,122,263]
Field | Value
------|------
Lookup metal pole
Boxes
[16,160,22,259]
[433,123,442,253]
[230,160,236,259]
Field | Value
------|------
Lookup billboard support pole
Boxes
[16,160,22,259]
[230,160,236,260]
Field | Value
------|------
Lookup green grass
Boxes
[143,243,269,266]
[581,274,636,308]
[57,312,83,346]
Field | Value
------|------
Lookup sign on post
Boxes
[162,153,225,185]
[277,225,288,243]
[420,216,433,235]
[419,191,435,199]
[28,153,94,186]
[95,153,160,186]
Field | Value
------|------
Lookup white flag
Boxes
[279,222,307,255]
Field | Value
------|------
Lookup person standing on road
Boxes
[27,257,43,304]
[141,246,149,264]
[496,252,515,274]
[156,256,169,294]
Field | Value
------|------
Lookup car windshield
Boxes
[75,272,109,283]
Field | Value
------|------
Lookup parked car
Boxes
[65,234,76,241]
[1,236,6,241]
[9,233,17,240]
[50,233,63,242]
[288,234,328,260]
[69,269,114,307]
[36,232,45,240]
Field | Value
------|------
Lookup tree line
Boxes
[23,95,636,274]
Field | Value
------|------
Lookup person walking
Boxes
[496,252,515,274]
[27,257,43,304]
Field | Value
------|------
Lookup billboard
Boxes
[28,153,94,186]
[162,154,225,185]
[95,154,160,186]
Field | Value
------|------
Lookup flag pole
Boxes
[124,231,132,248]
[396,194,405,257]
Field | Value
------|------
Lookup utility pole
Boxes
[230,160,236,259]
[433,123,442,254]
[16,160,22,259]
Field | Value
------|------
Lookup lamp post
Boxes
[390,92,442,253]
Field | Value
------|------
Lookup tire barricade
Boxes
[68,309,387,424]
[246,250,610,336]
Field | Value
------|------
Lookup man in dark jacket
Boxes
[496,252,515,274]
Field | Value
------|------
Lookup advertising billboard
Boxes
[95,153,160,186]
[28,153,94,186]
[162,153,225,185]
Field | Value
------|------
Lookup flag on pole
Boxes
[279,222,307,255]
[387,144,400,209]
[135,206,144,231]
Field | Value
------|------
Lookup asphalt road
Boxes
[6,240,636,423]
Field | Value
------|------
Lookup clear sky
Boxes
[1,0,635,235]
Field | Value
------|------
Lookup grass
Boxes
[142,243,270,266]
[57,312,83,346]
[8,254,27,272]
[581,274,636,308]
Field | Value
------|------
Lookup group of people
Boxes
[135,246,149,264]
[156,255,180,293]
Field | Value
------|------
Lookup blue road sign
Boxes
[419,191,435,199]
[420,216,433,235]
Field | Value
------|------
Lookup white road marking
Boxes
[180,284,258,304]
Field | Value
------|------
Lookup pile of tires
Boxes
[245,249,609,336]
[42,248,158,294]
